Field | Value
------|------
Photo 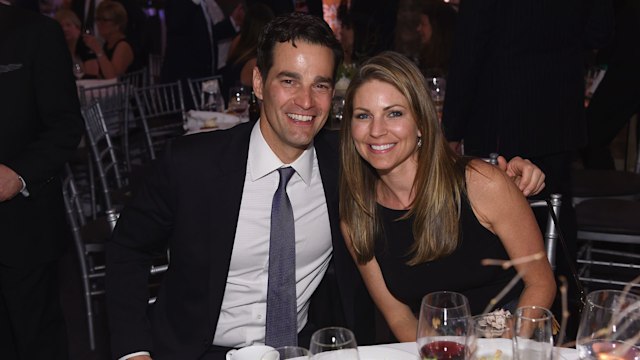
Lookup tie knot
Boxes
[277,167,296,188]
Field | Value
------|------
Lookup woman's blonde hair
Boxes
[96,0,128,33]
[55,8,81,29]
[339,51,466,266]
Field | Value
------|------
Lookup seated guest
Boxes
[415,0,457,76]
[221,2,274,102]
[339,51,555,341]
[54,8,99,78]
[82,1,141,79]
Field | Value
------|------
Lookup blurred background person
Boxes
[55,8,99,78]
[415,0,457,77]
[82,0,143,78]
[220,2,274,102]
[1,1,83,358]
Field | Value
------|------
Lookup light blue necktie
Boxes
[265,167,297,347]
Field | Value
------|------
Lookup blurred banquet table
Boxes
[76,78,118,89]
[183,110,249,135]
[362,341,579,360]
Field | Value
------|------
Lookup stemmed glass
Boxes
[576,290,640,360]
[426,77,446,119]
[417,291,473,360]
[309,327,360,359]
[72,56,85,80]
[512,306,554,360]
[228,86,250,118]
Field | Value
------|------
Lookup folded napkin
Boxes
[185,110,243,133]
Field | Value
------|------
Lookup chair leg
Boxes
[88,158,97,220]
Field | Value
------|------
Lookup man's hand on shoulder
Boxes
[497,156,546,197]
[0,164,22,202]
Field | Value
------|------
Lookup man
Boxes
[0,2,84,358]
[107,12,545,360]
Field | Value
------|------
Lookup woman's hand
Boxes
[82,34,102,55]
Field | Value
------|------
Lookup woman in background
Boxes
[82,1,139,79]
[55,9,99,78]
[339,51,555,341]
[221,2,274,99]
[416,0,457,76]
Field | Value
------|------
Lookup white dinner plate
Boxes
[357,346,417,360]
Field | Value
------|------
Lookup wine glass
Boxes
[228,86,249,118]
[417,291,473,360]
[512,306,554,360]
[261,346,310,360]
[72,56,85,80]
[201,79,224,112]
[426,77,446,119]
[309,327,359,359]
[576,290,640,360]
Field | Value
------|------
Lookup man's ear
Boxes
[252,66,264,101]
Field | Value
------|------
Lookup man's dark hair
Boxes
[256,12,344,82]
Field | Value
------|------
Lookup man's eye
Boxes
[282,79,294,85]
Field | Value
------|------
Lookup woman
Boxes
[221,3,274,99]
[415,0,457,76]
[339,52,555,342]
[82,1,136,79]
[55,9,99,78]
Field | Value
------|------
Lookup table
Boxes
[367,340,579,360]
[184,110,248,135]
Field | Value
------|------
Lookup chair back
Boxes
[79,82,132,136]
[82,100,125,211]
[148,54,164,85]
[119,67,149,88]
[187,75,223,111]
[133,81,186,159]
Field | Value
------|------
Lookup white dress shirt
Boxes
[212,120,333,347]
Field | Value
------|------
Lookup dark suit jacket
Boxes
[441,0,605,159]
[251,0,323,17]
[0,4,83,267]
[106,123,372,359]
[160,0,237,83]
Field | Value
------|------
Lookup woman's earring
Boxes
[417,137,423,148]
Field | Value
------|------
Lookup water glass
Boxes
[72,56,85,80]
[228,86,249,118]
[471,312,513,360]
[309,327,359,359]
[576,289,640,360]
[512,306,554,360]
[426,77,446,117]
[417,291,472,360]
[201,79,224,112]
[262,346,310,360]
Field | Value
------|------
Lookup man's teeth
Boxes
[288,113,313,122]
[371,144,394,151]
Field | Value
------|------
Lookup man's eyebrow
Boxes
[276,71,301,80]
[314,76,333,84]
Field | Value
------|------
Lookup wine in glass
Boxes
[417,291,472,360]
[309,327,359,359]
[228,86,249,118]
[512,306,554,360]
[576,290,640,360]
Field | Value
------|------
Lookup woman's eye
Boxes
[389,111,403,118]
[354,113,370,120]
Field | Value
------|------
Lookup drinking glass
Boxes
[309,327,359,359]
[262,346,310,360]
[228,86,249,118]
[426,77,446,118]
[576,290,640,360]
[512,306,554,360]
[471,312,514,360]
[201,79,224,112]
[72,56,85,80]
[417,291,473,360]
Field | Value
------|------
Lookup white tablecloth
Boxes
[367,341,579,360]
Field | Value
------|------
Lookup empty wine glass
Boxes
[426,77,446,119]
[512,306,554,360]
[417,291,473,360]
[471,312,514,360]
[309,327,359,359]
[576,290,640,360]
[201,79,224,112]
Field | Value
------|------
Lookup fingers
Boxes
[504,157,546,197]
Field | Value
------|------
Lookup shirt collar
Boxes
[248,119,315,185]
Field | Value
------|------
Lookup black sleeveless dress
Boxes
[374,195,522,315]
